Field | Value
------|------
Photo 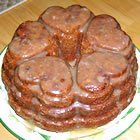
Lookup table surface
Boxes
[0,0,140,139]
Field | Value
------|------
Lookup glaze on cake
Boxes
[2,5,138,132]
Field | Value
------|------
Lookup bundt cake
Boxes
[2,5,138,132]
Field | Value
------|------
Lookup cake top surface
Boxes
[9,21,50,58]
[40,5,92,32]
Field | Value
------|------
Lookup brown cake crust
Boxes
[2,5,138,132]
[39,5,94,61]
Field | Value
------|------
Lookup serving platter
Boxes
[0,47,140,140]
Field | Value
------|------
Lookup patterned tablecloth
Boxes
[0,0,26,14]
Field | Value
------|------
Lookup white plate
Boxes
[0,47,140,140]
